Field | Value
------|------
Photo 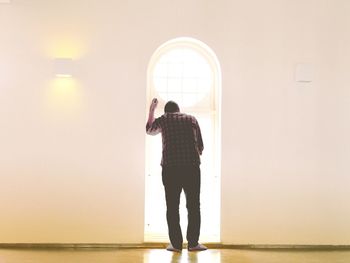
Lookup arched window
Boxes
[145,37,221,243]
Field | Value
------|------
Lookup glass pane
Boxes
[151,47,213,108]
[183,63,197,78]
[153,78,167,92]
[197,78,211,94]
[167,63,183,78]
[153,63,167,78]
[183,94,198,108]
[183,78,197,93]
[167,78,182,93]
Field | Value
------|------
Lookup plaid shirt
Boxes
[146,112,204,167]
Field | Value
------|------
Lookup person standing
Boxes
[146,98,207,252]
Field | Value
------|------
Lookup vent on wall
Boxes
[295,63,313,82]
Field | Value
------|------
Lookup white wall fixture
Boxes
[295,63,313,82]
[54,58,73,77]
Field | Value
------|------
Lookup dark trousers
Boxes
[162,165,201,249]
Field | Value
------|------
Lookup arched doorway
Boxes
[145,37,221,243]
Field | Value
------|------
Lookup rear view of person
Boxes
[146,98,207,252]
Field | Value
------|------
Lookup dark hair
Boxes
[164,101,180,113]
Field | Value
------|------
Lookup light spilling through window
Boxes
[153,48,213,107]
[145,38,221,243]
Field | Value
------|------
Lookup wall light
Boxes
[295,63,313,82]
[54,58,73,77]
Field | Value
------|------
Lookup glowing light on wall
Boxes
[44,36,86,117]
[45,36,87,59]
[54,58,73,77]
[45,78,83,117]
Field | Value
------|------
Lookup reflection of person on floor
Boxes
[146,98,207,252]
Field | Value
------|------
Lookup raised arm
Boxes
[147,98,158,127]
[146,98,161,135]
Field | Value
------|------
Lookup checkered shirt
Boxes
[146,112,204,167]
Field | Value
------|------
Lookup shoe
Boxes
[166,244,182,252]
[188,243,207,251]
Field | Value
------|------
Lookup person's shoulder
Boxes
[184,112,196,119]
[154,114,166,123]
[181,113,198,122]
[158,113,167,119]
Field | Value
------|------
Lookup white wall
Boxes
[0,0,349,244]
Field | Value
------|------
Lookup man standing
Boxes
[146,98,207,252]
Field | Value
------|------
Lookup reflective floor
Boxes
[0,248,349,263]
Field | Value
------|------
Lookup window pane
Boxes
[153,63,167,78]
[152,47,213,108]
[167,63,183,78]
[183,78,197,93]
[153,78,167,92]
[167,78,182,93]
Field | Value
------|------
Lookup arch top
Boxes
[149,37,221,75]
[147,37,221,110]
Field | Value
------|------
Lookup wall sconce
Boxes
[54,58,73,77]
[295,63,313,82]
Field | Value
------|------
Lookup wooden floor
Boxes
[0,248,349,263]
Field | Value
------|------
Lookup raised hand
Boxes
[150,98,158,111]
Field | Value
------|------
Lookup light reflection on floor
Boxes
[144,249,221,263]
